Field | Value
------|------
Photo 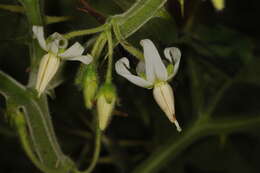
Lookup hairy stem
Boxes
[0,71,74,172]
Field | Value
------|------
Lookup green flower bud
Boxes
[83,64,99,109]
[97,83,117,130]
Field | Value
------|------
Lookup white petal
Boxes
[136,61,145,76]
[36,53,60,96]
[164,47,181,79]
[64,54,93,64]
[59,42,84,58]
[115,58,153,88]
[153,82,181,132]
[140,39,168,82]
[32,25,47,51]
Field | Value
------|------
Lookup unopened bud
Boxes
[212,0,225,11]
[97,83,116,130]
[36,53,60,96]
[83,64,98,109]
[153,82,181,132]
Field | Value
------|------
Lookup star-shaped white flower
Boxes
[115,39,181,132]
[32,25,93,96]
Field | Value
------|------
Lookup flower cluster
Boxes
[33,26,182,131]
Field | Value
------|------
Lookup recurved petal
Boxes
[115,58,153,88]
[48,33,68,54]
[164,47,181,79]
[59,42,84,58]
[140,39,168,82]
[64,54,93,64]
[32,25,47,51]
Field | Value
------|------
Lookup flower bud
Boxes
[97,83,117,130]
[212,0,225,11]
[36,53,60,96]
[83,64,99,109]
[153,82,181,132]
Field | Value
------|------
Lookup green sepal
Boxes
[83,64,99,109]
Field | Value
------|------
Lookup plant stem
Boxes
[18,0,43,25]
[131,114,260,173]
[84,125,102,173]
[65,0,168,40]
[0,71,74,172]
[112,21,144,60]
[91,33,107,61]
[63,24,108,40]
[105,30,113,83]
[76,114,102,173]
[17,115,57,173]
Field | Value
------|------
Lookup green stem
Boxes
[0,71,73,173]
[0,4,24,13]
[131,115,260,173]
[46,16,73,24]
[76,114,102,173]
[18,0,44,88]
[63,24,109,40]
[84,127,102,173]
[105,30,113,83]
[17,116,57,173]
[16,1,74,172]
[0,4,72,25]
[91,33,107,61]
[112,21,144,60]
[18,0,43,25]
[132,122,203,173]
[65,0,167,40]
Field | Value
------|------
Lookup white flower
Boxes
[32,25,93,96]
[115,39,181,132]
